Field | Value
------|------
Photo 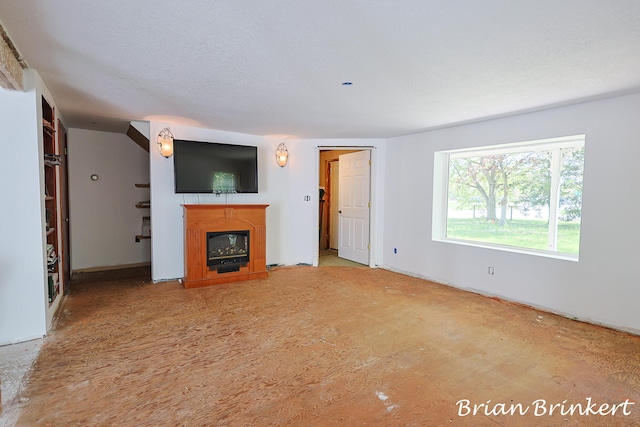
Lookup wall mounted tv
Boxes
[173,139,258,194]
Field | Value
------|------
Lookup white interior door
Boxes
[338,150,370,265]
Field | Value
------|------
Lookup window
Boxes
[433,135,585,260]
[212,171,239,193]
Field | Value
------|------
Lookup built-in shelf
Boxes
[42,96,61,305]
[135,184,151,241]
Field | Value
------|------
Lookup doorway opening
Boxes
[318,148,372,267]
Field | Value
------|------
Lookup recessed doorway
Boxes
[318,148,372,267]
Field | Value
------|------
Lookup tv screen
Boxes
[173,139,258,194]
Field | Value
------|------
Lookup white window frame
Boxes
[432,134,585,261]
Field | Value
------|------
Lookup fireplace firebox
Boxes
[207,230,249,273]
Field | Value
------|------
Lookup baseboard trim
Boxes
[72,262,151,274]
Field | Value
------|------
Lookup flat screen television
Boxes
[173,139,258,194]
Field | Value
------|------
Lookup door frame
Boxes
[328,159,339,250]
[314,146,377,268]
[57,120,71,292]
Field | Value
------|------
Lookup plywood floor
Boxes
[12,266,640,426]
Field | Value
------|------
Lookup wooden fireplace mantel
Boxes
[182,204,269,288]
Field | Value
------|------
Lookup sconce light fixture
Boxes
[275,142,288,167]
[157,127,174,158]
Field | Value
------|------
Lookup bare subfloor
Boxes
[13,266,640,426]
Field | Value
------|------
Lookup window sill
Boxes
[433,237,579,262]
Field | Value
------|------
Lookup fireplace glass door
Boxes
[206,230,250,272]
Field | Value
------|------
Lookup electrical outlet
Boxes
[488,266,495,275]
[393,248,397,254]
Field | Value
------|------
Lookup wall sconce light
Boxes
[275,142,288,167]
[157,127,174,158]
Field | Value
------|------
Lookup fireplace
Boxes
[207,230,249,272]
[182,204,268,288]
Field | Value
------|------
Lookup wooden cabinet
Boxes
[42,96,61,303]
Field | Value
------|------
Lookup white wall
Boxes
[6,79,635,345]
[149,123,289,281]
[0,71,47,344]
[68,129,151,270]
[149,122,384,281]
[382,93,640,334]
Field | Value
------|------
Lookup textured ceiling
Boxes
[0,0,639,138]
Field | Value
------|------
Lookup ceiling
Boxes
[1,1,639,139]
